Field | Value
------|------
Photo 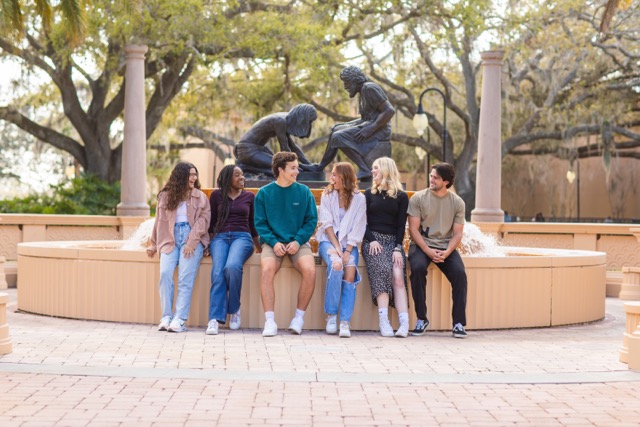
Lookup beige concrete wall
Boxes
[17,241,606,331]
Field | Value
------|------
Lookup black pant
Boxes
[408,244,467,326]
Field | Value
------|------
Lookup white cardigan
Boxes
[315,190,367,249]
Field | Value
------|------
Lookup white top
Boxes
[316,190,367,249]
[176,201,188,223]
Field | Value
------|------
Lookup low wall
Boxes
[17,241,606,331]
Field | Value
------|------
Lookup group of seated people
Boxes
[146,152,469,339]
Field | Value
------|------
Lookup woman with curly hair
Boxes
[362,157,410,337]
[147,162,211,333]
[316,162,366,338]
[206,165,261,335]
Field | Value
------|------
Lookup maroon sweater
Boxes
[208,190,258,237]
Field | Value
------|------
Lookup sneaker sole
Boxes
[205,329,218,335]
[229,324,240,330]
[395,332,408,338]
[410,330,426,336]
[158,326,168,331]
[339,332,351,338]
[289,327,302,335]
[453,333,467,338]
[262,331,277,337]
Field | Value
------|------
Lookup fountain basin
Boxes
[17,241,606,330]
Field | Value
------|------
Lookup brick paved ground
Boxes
[1,289,639,426]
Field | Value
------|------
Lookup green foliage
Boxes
[0,174,120,215]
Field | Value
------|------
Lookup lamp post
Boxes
[566,160,581,221]
[412,88,447,163]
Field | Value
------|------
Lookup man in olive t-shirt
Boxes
[407,163,468,338]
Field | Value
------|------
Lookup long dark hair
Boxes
[213,165,239,234]
[159,162,200,210]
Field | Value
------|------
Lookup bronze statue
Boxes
[312,66,395,180]
[234,104,317,176]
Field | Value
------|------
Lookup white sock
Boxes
[399,312,409,325]
[295,309,305,319]
[378,307,388,318]
[265,311,275,322]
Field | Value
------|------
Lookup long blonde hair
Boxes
[371,157,403,198]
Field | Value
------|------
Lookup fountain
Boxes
[16,215,606,331]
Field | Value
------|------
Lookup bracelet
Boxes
[345,249,351,253]
[393,248,402,252]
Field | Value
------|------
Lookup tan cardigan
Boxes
[148,188,211,255]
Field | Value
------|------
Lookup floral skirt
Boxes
[362,231,407,308]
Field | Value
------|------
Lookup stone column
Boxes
[0,292,12,354]
[0,257,7,290]
[620,302,640,369]
[117,44,150,217]
[619,267,640,301]
[471,50,505,223]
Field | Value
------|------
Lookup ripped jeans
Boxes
[318,241,361,322]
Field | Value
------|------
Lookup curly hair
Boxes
[339,66,367,85]
[272,151,298,178]
[286,104,317,138]
[371,157,403,198]
[213,165,239,234]
[158,162,201,210]
[323,162,359,210]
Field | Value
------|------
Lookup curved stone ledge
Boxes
[17,241,606,331]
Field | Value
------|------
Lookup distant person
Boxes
[254,152,318,336]
[535,212,545,222]
[604,216,613,223]
[206,165,261,335]
[407,162,467,338]
[147,162,211,333]
[316,162,367,338]
[504,211,512,222]
[362,157,410,337]
[234,104,317,175]
[312,66,395,180]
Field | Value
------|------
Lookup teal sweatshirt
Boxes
[254,181,318,247]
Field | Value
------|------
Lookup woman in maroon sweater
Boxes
[206,165,261,335]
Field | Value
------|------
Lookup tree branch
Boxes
[0,106,86,166]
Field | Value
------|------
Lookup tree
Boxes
[0,0,338,182]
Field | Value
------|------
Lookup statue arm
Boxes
[355,100,395,142]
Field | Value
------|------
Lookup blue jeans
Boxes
[158,222,204,320]
[209,231,255,322]
[318,241,361,322]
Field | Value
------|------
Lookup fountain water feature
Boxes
[16,216,607,331]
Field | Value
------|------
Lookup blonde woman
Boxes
[316,162,367,338]
[362,157,410,337]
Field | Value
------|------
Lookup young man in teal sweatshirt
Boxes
[254,152,318,336]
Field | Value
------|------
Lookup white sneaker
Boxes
[229,310,241,330]
[326,315,338,334]
[339,321,351,338]
[168,318,186,333]
[262,319,278,337]
[379,317,394,337]
[395,321,409,338]
[206,319,219,335]
[158,316,171,331]
[289,316,304,335]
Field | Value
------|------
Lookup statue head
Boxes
[340,66,367,98]
[286,104,317,138]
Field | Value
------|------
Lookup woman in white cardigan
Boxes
[315,162,367,338]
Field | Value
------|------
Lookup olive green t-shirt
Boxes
[407,189,465,250]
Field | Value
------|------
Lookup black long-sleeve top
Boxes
[363,189,408,246]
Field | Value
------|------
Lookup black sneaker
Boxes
[410,319,429,336]
[452,323,467,338]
